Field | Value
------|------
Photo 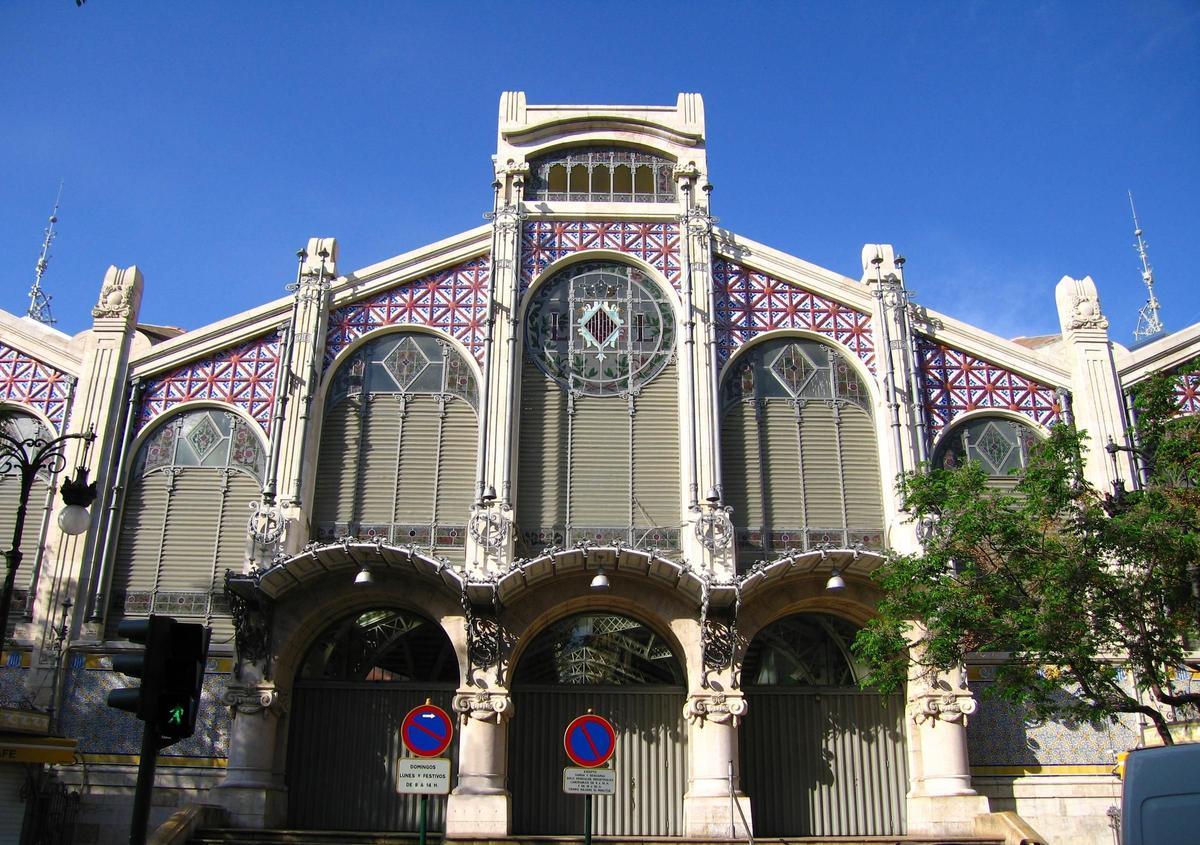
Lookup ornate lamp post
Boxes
[0,425,97,644]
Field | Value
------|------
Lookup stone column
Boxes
[215,676,287,827]
[905,663,991,836]
[682,692,751,837]
[1054,275,1134,492]
[446,688,513,836]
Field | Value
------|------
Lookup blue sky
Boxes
[2,2,1197,348]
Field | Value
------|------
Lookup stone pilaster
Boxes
[271,238,336,560]
[464,163,525,575]
[1054,275,1134,492]
[41,266,142,654]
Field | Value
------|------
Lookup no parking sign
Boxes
[563,713,616,768]
[402,702,454,758]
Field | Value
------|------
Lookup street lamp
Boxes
[0,424,97,644]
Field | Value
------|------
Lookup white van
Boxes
[1121,743,1200,845]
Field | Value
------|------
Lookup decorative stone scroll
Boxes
[684,693,748,726]
[452,690,513,724]
[221,682,282,717]
[911,686,978,726]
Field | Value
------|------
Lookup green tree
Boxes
[853,365,1200,745]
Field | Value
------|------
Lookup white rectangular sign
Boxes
[563,766,615,795]
[397,757,451,794]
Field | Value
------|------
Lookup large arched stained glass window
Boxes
[108,408,267,641]
[518,262,681,556]
[720,337,884,569]
[313,332,478,564]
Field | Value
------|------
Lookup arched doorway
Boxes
[508,612,687,836]
[740,613,907,836]
[286,607,458,831]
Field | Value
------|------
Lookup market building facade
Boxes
[1,93,1197,845]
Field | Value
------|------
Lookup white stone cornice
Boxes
[331,224,492,306]
[0,310,81,373]
[1116,320,1200,386]
[912,307,1071,388]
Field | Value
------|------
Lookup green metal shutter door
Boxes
[434,399,476,563]
[570,394,631,530]
[762,402,806,544]
[721,402,763,563]
[632,360,680,531]
[111,475,169,596]
[799,403,844,535]
[839,406,885,531]
[517,362,568,542]
[157,471,224,592]
[359,395,404,525]
[211,471,257,641]
[394,396,439,525]
[312,399,362,528]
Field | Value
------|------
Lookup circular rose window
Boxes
[524,261,675,396]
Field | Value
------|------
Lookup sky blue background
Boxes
[3,2,1197,348]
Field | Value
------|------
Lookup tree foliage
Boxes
[853,364,1200,745]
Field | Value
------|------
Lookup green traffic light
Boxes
[166,705,184,725]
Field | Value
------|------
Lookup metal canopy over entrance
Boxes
[740,613,908,837]
[509,612,687,837]
[286,608,458,832]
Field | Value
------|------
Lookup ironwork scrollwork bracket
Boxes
[224,569,273,680]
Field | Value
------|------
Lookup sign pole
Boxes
[584,793,592,845]
[128,723,160,845]
[418,793,428,845]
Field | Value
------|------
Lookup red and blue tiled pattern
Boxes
[521,221,681,293]
[139,334,281,432]
[917,338,1062,439]
[712,258,875,370]
[325,257,490,366]
[0,341,73,432]
[1176,371,1200,415]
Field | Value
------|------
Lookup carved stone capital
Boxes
[911,687,978,726]
[453,690,513,723]
[222,683,282,717]
[92,265,143,322]
[684,693,747,726]
[1068,293,1110,330]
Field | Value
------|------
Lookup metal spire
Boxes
[1129,190,1164,342]
[26,183,63,326]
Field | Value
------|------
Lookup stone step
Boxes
[189,830,1005,845]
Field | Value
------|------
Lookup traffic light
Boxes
[157,621,210,743]
[108,614,210,746]
[107,615,170,722]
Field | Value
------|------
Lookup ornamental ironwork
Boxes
[525,261,675,397]
[525,146,677,203]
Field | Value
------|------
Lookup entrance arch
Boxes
[286,607,458,831]
[508,611,687,836]
[740,612,908,836]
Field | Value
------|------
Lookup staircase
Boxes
[188,829,1006,845]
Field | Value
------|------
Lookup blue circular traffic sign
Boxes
[402,703,454,758]
[563,713,616,768]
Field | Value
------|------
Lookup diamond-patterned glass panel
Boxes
[381,336,430,391]
[769,344,817,398]
[973,422,1015,474]
[185,413,223,462]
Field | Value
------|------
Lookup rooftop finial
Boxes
[1129,190,1164,343]
[26,182,63,326]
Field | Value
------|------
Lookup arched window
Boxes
[525,146,677,203]
[720,337,884,569]
[108,408,266,641]
[0,410,55,627]
[313,332,478,564]
[518,262,680,555]
[742,613,863,687]
[297,608,457,683]
[932,416,1041,490]
[514,612,683,686]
